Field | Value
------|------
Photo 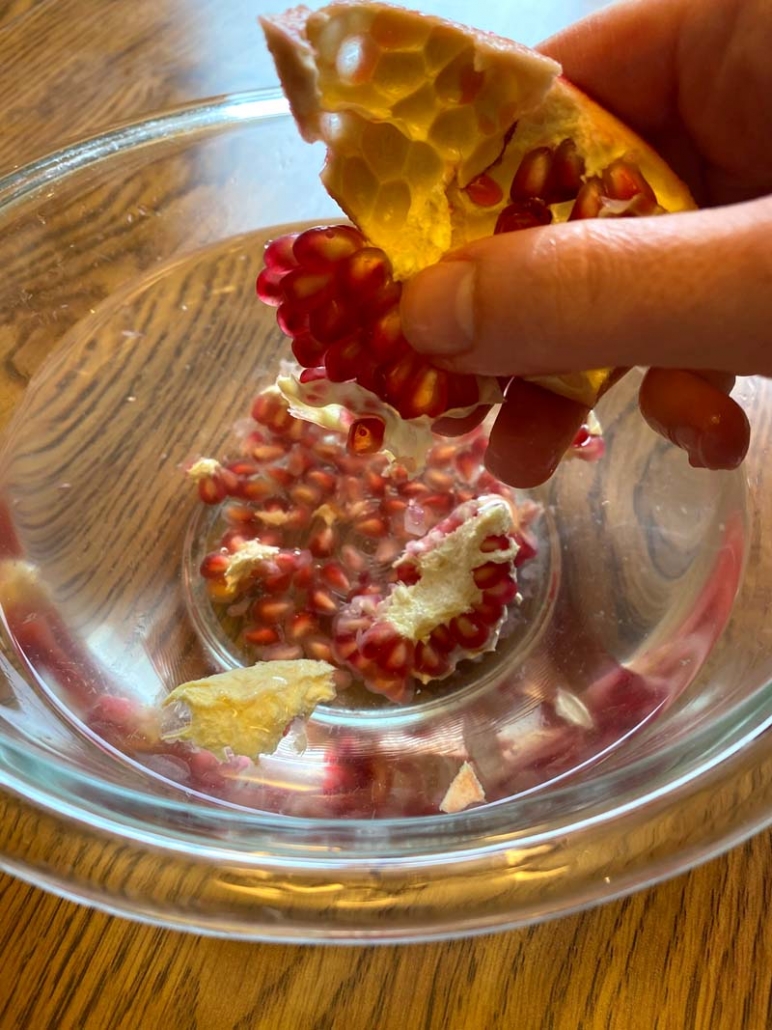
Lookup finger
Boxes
[638,368,750,469]
[538,0,683,135]
[400,197,772,380]
[485,379,588,488]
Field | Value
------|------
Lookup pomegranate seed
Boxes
[308,298,356,345]
[569,179,606,220]
[244,626,281,646]
[255,266,285,306]
[309,587,337,616]
[495,199,553,234]
[339,247,392,296]
[304,636,334,662]
[292,225,365,270]
[545,138,585,202]
[400,363,450,420]
[382,497,408,517]
[261,643,304,662]
[200,552,229,579]
[354,515,388,538]
[472,561,512,590]
[480,533,511,553]
[348,417,386,455]
[280,268,335,309]
[324,335,365,382]
[428,442,457,467]
[602,159,656,202]
[481,576,519,604]
[292,332,328,367]
[472,596,505,625]
[510,146,553,201]
[340,544,367,573]
[286,612,320,641]
[252,597,294,623]
[429,624,455,654]
[454,449,479,482]
[309,524,337,558]
[370,306,406,361]
[320,563,351,594]
[264,234,298,273]
[277,302,309,338]
[423,492,454,514]
[306,469,337,494]
[289,483,322,508]
[197,477,226,505]
[207,580,233,603]
[449,612,490,650]
[464,172,504,207]
[394,562,420,585]
[261,568,293,594]
[414,640,451,678]
[365,469,387,496]
[251,393,294,434]
[298,366,327,384]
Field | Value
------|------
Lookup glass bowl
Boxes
[0,90,771,943]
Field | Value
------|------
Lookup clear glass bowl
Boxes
[0,90,771,942]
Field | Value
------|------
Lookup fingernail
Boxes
[401,261,476,356]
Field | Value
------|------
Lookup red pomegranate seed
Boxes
[264,234,298,273]
[255,266,285,306]
[200,552,230,579]
[545,138,586,202]
[261,643,304,661]
[339,247,392,296]
[340,544,367,573]
[324,335,365,382]
[370,306,407,362]
[244,626,281,646]
[309,524,337,558]
[320,562,351,594]
[276,301,309,338]
[292,225,365,270]
[298,366,327,384]
[251,393,294,433]
[198,477,226,505]
[380,350,421,408]
[454,448,479,482]
[481,576,519,604]
[291,332,328,367]
[304,637,334,662]
[480,533,511,553]
[280,268,335,310]
[464,172,504,207]
[495,198,553,234]
[428,442,457,467]
[306,469,337,494]
[252,597,294,623]
[308,298,356,345]
[365,469,387,496]
[286,611,320,641]
[449,612,490,650]
[602,159,656,202]
[400,363,450,420]
[429,624,455,654]
[446,373,480,411]
[309,587,337,616]
[569,179,606,220]
[290,483,322,508]
[472,596,505,625]
[414,640,451,678]
[394,562,420,585]
[347,417,386,455]
[510,146,553,201]
[354,515,388,538]
[333,634,360,662]
[423,492,454,514]
[472,561,512,590]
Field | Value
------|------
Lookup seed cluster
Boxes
[257,226,481,422]
[193,390,536,703]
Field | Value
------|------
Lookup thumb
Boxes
[400,196,772,379]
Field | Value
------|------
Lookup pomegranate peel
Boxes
[261,2,696,421]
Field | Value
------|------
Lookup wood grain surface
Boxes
[0,1,771,1028]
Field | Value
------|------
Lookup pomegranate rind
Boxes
[262,2,560,279]
[162,660,336,758]
[439,760,486,813]
[262,3,696,408]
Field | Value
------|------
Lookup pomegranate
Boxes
[259,2,695,436]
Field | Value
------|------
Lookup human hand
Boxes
[401,0,771,486]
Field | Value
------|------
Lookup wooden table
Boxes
[0,1,770,1027]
